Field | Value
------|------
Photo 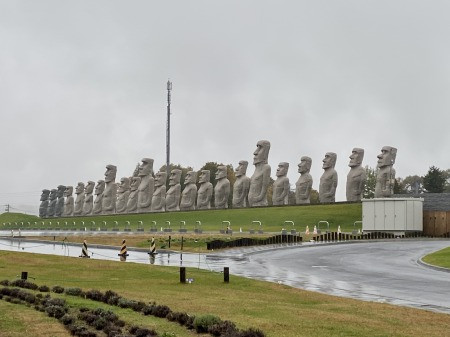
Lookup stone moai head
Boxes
[322,152,337,169]
[216,166,227,180]
[169,169,182,186]
[85,181,95,194]
[276,162,289,177]
[57,185,65,198]
[64,186,73,197]
[253,140,271,165]
[155,171,167,187]
[75,182,85,194]
[138,158,154,177]
[49,189,58,200]
[377,146,397,168]
[298,156,312,174]
[105,165,117,183]
[349,148,364,167]
[199,170,211,184]
[118,177,130,192]
[235,160,248,177]
[40,189,50,201]
[185,171,197,184]
[130,177,141,191]
[95,180,105,195]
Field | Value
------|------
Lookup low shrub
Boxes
[239,328,266,337]
[60,314,75,325]
[10,279,38,290]
[85,289,104,301]
[38,285,50,292]
[151,304,171,318]
[193,314,222,333]
[208,320,238,336]
[167,311,190,326]
[45,305,67,319]
[0,279,9,286]
[93,317,108,330]
[65,287,83,296]
[52,285,65,294]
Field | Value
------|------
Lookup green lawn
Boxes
[422,246,450,268]
[1,251,449,337]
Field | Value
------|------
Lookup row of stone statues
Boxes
[39,141,397,217]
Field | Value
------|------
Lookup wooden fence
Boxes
[423,211,450,237]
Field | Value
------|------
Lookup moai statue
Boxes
[180,171,197,211]
[375,146,397,198]
[166,169,181,212]
[272,162,290,206]
[151,172,167,212]
[232,160,250,208]
[214,165,230,209]
[248,140,271,207]
[102,165,117,215]
[83,181,95,215]
[319,152,338,203]
[93,180,105,215]
[39,189,50,218]
[127,176,141,213]
[55,185,66,217]
[116,177,130,214]
[62,186,74,217]
[138,158,155,213]
[47,189,58,217]
[295,156,313,204]
[73,182,85,216]
[346,148,367,202]
[197,170,213,210]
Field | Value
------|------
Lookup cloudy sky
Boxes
[1,1,449,214]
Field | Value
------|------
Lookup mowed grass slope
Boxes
[0,251,449,337]
[1,203,362,233]
[422,246,450,268]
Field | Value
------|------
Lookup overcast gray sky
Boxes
[1,0,450,215]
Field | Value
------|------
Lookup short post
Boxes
[180,267,186,283]
[224,267,229,283]
[21,271,28,280]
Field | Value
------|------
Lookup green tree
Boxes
[423,166,446,193]
[310,189,319,204]
[363,166,376,199]
[402,175,423,194]
[393,178,405,194]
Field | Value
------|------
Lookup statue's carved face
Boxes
[57,186,65,198]
[199,170,210,184]
[349,148,364,167]
[377,146,396,168]
[118,178,130,192]
[49,190,57,200]
[130,177,141,191]
[185,171,196,184]
[85,182,95,194]
[75,183,85,194]
[322,152,337,169]
[104,166,117,183]
[169,170,181,186]
[235,161,248,177]
[216,166,227,180]
[40,190,50,201]
[95,181,105,195]
[139,159,153,177]
[64,186,73,197]
[155,172,167,187]
[298,157,312,174]
[276,163,289,177]
[253,140,270,165]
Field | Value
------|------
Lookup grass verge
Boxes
[422,246,450,269]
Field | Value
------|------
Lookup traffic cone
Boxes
[313,225,317,234]
[118,239,129,256]
[338,225,341,233]
[79,240,90,258]
[148,237,157,255]
[305,225,310,235]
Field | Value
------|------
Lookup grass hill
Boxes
[0,212,40,225]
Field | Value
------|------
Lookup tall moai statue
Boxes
[137,158,155,213]
[319,152,338,203]
[47,189,58,217]
[83,181,95,215]
[102,165,117,215]
[62,186,74,217]
[232,160,250,208]
[375,146,397,198]
[214,165,230,209]
[197,170,213,210]
[127,176,141,213]
[93,180,105,215]
[248,140,271,207]
[346,148,367,201]
[166,169,181,212]
[151,172,167,212]
[39,189,50,218]
[295,156,313,204]
[116,177,130,214]
[55,185,65,217]
[73,182,85,216]
[180,171,197,211]
[272,162,290,206]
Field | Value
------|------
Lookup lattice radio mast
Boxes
[166,80,172,173]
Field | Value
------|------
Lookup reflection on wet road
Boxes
[1,238,449,313]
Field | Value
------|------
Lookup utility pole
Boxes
[166,79,172,174]
[4,204,9,213]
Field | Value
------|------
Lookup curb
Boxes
[417,258,450,273]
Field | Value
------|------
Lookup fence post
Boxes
[180,267,186,283]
